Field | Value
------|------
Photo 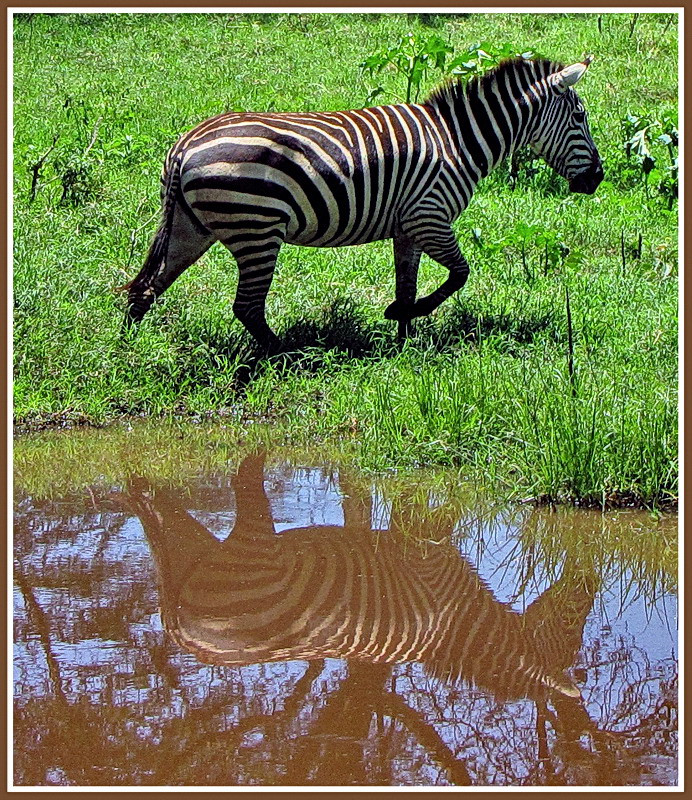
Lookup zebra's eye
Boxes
[573,110,586,124]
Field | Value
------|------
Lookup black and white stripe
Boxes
[125,57,602,348]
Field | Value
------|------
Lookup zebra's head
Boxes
[528,57,604,195]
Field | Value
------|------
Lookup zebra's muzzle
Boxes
[569,160,604,195]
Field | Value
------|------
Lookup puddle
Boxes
[13,426,678,787]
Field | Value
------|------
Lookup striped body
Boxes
[126,57,603,348]
[177,105,454,248]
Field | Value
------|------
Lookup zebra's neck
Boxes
[425,59,558,181]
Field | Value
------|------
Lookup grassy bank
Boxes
[13,12,678,507]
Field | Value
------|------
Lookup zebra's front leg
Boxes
[384,233,422,342]
[407,226,470,319]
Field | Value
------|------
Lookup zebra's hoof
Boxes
[409,298,435,318]
[384,300,413,322]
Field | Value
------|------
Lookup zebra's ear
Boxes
[549,57,593,94]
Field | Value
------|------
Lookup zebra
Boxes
[123,56,603,350]
[127,453,598,704]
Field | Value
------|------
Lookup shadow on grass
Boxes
[115,295,562,409]
[183,297,560,365]
[162,298,390,395]
[18,299,566,431]
[174,296,563,396]
[279,298,387,358]
[431,304,560,352]
[237,298,391,389]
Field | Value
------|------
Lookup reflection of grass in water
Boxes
[511,506,677,602]
[14,419,493,546]
[11,416,447,500]
[14,420,675,602]
[14,419,256,498]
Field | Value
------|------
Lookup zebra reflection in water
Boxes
[129,452,597,687]
[127,453,603,784]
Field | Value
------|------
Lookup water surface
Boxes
[13,426,678,787]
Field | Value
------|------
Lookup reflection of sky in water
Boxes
[454,509,677,666]
[269,468,344,531]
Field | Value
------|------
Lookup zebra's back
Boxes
[175,104,451,248]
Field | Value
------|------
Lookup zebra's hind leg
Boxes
[125,201,216,327]
[384,232,422,342]
[223,232,285,354]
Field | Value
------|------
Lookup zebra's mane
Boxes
[424,57,564,108]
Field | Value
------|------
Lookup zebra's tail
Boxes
[119,150,184,324]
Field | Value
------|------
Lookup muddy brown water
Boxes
[13,429,677,787]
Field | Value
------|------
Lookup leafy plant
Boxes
[471,222,579,282]
[360,32,454,103]
[54,149,97,206]
[23,96,105,207]
[622,112,678,208]
[447,41,539,81]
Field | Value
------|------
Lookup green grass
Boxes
[13,12,679,507]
